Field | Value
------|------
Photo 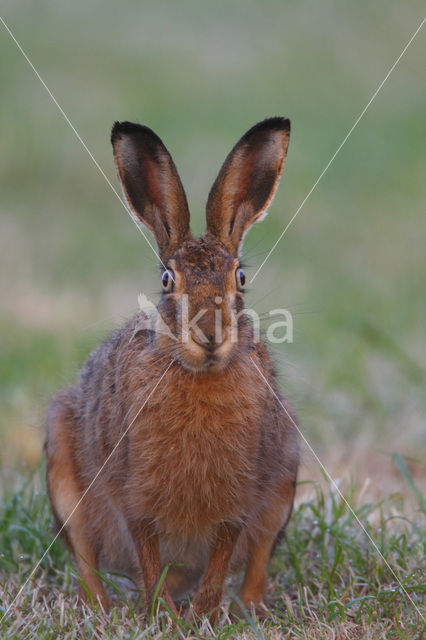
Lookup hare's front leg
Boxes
[237,480,296,618]
[45,396,110,609]
[131,522,179,618]
[188,523,240,625]
[236,530,276,618]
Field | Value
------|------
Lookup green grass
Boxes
[0,466,424,638]
[0,0,425,636]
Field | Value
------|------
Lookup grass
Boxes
[0,466,424,639]
[0,0,425,637]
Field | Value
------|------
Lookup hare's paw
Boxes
[185,590,221,626]
[229,598,270,622]
[77,584,111,612]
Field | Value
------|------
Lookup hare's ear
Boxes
[111,121,191,259]
[206,117,290,255]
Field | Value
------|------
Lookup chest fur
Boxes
[126,362,266,539]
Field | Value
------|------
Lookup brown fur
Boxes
[45,118,299,622]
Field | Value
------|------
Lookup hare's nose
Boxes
[192,332,225,351]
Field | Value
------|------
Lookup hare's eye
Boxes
[236,267,246,290]
[161,269,174,292]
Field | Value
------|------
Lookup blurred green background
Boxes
[0,1,425,486]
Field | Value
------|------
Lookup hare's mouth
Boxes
[176,334,234,374]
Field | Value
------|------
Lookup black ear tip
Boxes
[277,116,291,132]
[257,116,291,133]
[111,121,121,144]
[111,120,141,144]
[110,120,164,147]
[241,117,291,142]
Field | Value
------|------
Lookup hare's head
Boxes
[111,118,290,373]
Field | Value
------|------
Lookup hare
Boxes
[45,117,299,623]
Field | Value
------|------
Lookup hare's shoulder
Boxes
[77,314,154,393]
[250,340,299,443]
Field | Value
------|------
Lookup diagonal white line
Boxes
[0,358,175,623]
[249,355,425,622]
[250,17,426,283]
[0,15,173,277]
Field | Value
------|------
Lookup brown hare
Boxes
[45,117,299,624]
